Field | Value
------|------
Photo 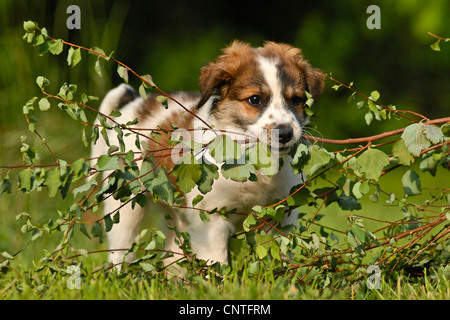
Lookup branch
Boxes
[326,74,429,122]
[303,116,450,145]
[428,32,450,41]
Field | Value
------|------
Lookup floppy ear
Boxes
[197,41,253,108]
[196,62,231,108]
[304,66,325,104]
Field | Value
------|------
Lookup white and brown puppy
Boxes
[91,41,324,268]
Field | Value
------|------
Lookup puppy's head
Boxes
[197,41,325,152]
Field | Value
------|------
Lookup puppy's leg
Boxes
[282,208,299,227]
[187,214,233,265]
[104,197,146,268]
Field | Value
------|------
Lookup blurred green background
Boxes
[0,0,449,265]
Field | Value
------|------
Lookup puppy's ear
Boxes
[197,62,231,109]
[197,41,252,108]
[304,66,325,104]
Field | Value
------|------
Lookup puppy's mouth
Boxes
[268,141,297,154]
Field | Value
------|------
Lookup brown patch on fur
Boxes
[259,41,325,103]
[136,94,164,121]
[197,41,262,107]
[140,94,199,184]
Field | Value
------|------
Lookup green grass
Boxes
[2,257,449,300]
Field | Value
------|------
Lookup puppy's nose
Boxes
[274,123,294,144]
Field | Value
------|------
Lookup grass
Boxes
[2,257,449,300]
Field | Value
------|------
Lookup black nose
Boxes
[274,124,294,144]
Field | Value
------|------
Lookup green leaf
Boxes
[172,161,203,193]
[113,212,120,224]
[356,148,389,180]
[419,152,438,176]
[139,83,147,99]
[392,139,414,166]
[31,229,43,241]
[97,155,119,171]
[79,223,91,239]
[310,233,321,250]
[423,125,444,144]
[140,160,156,190]
[243,214,257,232]
[73,178,97,198]
[2,251,14,260]
[209,134,241,163]
[288,185,312,207]
[352,181,370,199]
[117,65,129,83]
[401,123,430,157]
[332,84,341,91]
[150,168,175,206]
[23,21,37,32]
[45,168,62,197]
[402,170,421,196]
[290,143,309,174]
[302,145,334,176]
[247,143,277,176]
[367,100,380,113]
[199,211,210,222]
[89,47,106,57]
[370,91,380,101]
[36,76,50,89]
[94,58,103,77]
[38,97,51,111]
[18,169,34,193]
[141,74,156,87]
[255,245,268,259]
[67,47,81,68]
[351,225,367,243]
[192,194,204,206]
[104,214,113,232]
[139,262,156,272]
[338,195,361,211]
[430,39,441,51]
[48,39,63,55]
[134,193,148,209]
[221,162,255,182]
[197,162,219,194]
[364,111,373,126]
[156,95,169,109]
[91,222,103,242]
[0,178,12,197]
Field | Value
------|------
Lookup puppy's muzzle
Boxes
[274,123,294,144]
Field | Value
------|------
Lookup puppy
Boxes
[91,41,324,269]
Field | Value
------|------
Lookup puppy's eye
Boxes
[292,96,303,105]
[247,95,262,106]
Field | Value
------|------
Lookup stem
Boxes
[326,74,429,122]
[428,32,450,41]
[303,116,450,145]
